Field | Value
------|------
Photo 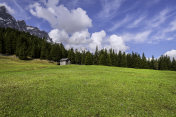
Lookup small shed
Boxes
[60,58,71,65]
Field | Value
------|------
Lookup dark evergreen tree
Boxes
[171,58,176,71]
[121,52,127,67]
[16,35,28,60]
[60,43,67,58]
[94,46,99,65]
[109,49,116,66]
[31,40,40,58]
[107,54,112,66]
[81,50,86,65]
[99,52,105,65]
[127,53,132,68]
[68,48,75,64]
[40,41,51,60]
[50,44,62,62]
[158,55,171,70]
[85,51,93,65]
[141,53,148,69]
[118,51,122,67]
[4,33,12,54]
[0,29,5,54]
[75,49,81,64]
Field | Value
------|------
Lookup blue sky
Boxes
[1,0,176,58]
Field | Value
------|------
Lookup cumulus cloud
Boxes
[0,2,15,14]
[89,30,106,51]
[106,35,129,52]
[69,30,90,45]
[164,50,176,59]
[49,29,90,49]
[49,29,69,43]
[29,0,92,34]
[29,0,128,53]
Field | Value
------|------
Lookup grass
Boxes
[0,55,176,117]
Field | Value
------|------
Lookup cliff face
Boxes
[0,6,52,41]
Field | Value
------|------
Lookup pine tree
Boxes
[75,49,81,64]
[171,58,176,71]
[150,56,155,69]
[153,60,159,70]
[118,51,122,67]
[109,49,116,66]
[85,51,93,65]
[141,53,148,69]
[4,33,12,54]
[60,43,67,58]
[104,49,109,65]
[107,54,112,66]
[68,48,75,64]
[16,36,28,60]
[40,41,47,59]
[81,50,86,65]
[121,52,127,67]
[0,30,4,54]
[99,52,105,65]
[158,55,171,70]
[31,41,40,58]
[40,41,51,60]
[94,46,99,65]
[127,54,132,68]
[50,44,62,62]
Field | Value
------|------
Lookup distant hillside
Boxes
[0,27,176,71]
[0,6,52,42]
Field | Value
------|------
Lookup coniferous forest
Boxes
[0,27,176,71]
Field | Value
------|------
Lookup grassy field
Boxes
[0,55,176,117]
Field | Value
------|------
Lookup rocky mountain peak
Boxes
[0,6,52,42]
[0,6,6,13]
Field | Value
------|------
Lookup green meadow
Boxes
[0,55,176,117]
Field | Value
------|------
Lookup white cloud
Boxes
[164,50,176,59]
[163,19,176,33]
[127,16,145,28]
[29,1,92,34]
[168,20,176,32]
[147,8,169,28]
[98,0,124,19]
[49,29,90,49]
[106,35,129,52]
[89,30,106,51]
[30,0,129,53]
[69,30,90,44]
[0,2,15,14]
[108,7,175,44]
[46,0,59,8]
[49,29,69,43]
[108,15,132,32]
[49,28,128,53]
[122,30,151,43]
[149,18,176,42]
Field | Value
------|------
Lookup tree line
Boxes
[0,27,176,71]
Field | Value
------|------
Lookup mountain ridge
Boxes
[0,6,52,42]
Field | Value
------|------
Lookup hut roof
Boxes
[60,58,70,62]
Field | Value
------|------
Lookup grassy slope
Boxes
[0,55,176,117]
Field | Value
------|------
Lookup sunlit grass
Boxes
[0,55,176,117]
